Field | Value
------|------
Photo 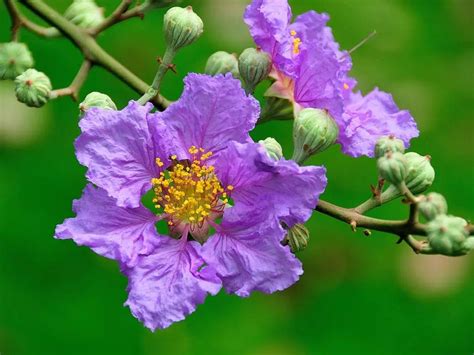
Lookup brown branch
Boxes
[91,0,138,35]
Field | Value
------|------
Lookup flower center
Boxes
[151,146,233,239]
[290,30,302,55]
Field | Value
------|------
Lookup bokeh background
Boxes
[1,0,473,354]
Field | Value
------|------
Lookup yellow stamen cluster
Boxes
[290,30,302,55]
[152,147,233,226]
[343,83,350,90]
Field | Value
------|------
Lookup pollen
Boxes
[151,147,227,226]
[290,30,302,55]
[343,83,349,90]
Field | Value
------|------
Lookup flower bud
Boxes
[422,215,472,256]
[14,69,51,108]
[377,151,408,187]
[292,108,339,164]
[79,91,117,113]
[404,152,435,194]
[283,224,310,253]
[64,0,105,29]
[163,6,203,51]
[205,51,239,78]
[418,192,448,221]
[374,135,405,159]
[0,42,34,80]
[259,137,283,161]
[238,48,271,93]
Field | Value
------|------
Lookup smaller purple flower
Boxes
[56,73,327,330]
[338,89,419,157]
[244,0,419,158]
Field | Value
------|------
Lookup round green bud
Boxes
[284,224,310,253]
[79,91,117,113]
[374,135,405,159]
[377,152,408,187]
[404,152,435,194]
[423,215,471,256]
[163,6,204,51]
[238,48,271,93]
[418,192,448,221]
[64,0,104,29]
[0,42,34,80]
[292,108,339,164]
[259,137,283,161]
[14,69,52,108]
[205,51,239,78]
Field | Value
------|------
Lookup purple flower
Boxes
[339,89,419,157]
[244,0,419,157]
[56,73,327,330]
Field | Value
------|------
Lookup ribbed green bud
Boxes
[64,0,104,29]
[205,51,239,78]
[404,152,435,194]
[422,215,472,256]
[284,224,310,253]
[163,6,203,51]
[79,92,117,113]
[259,137,283,161]
[292,108,339,164]
[0,42,34,80]
[374,135,405,159]
[419,192,448,221]
[377,151,408,186]
[238,48,271,93]
[14,69,51,108]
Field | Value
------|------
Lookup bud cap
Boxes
[418,192,448,221]
[205,51,239,78]
[423,215,472,256]
[0,42,34,80]
[79,91,117,113]
[284,224,310,253]
[292,108,338,164]
[374,135,405,158]
[238,48,271,93]
[64,0,105,29]
[164,6,204,51]
[259,137,283,161]
[377,151,408,186]
[14,69,52,108]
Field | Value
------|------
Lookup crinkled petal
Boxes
[201,208,302,297]
[124,237,221,331]
[293,46,345,121]
[339,88,419,157]
[75,101,161,208]
[215,141,327,227]
[244,0,296,77]
[55,184,159,267]
[153,73,260,160]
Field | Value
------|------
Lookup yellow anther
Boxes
[343,83,349,90]
[290,30,297,36]
[171,155,177,160]
[227,185,234,191]
[155,158,164,167]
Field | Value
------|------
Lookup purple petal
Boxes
[339,88,419,157]
[124,237,221,330]
[55,184,159,267]
[293,46,345,121]
[154,73,260,160]
[244,0,296,77]
[215,141,327,227]
[201,209,302,297]
[75,101,161,208]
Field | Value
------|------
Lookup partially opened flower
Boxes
[244,0,419,158]
[55,73,327,330]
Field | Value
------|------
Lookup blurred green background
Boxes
[1,0,473,354]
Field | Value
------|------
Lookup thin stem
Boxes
[137,47,176,105]
[91,0,135,35]
[407,203,419,225]
[17,0,170,110]
[4,0,59,39]
[49,60,92,101]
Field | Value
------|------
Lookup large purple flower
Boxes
[56,73,327,330]
[244,0,419,157]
